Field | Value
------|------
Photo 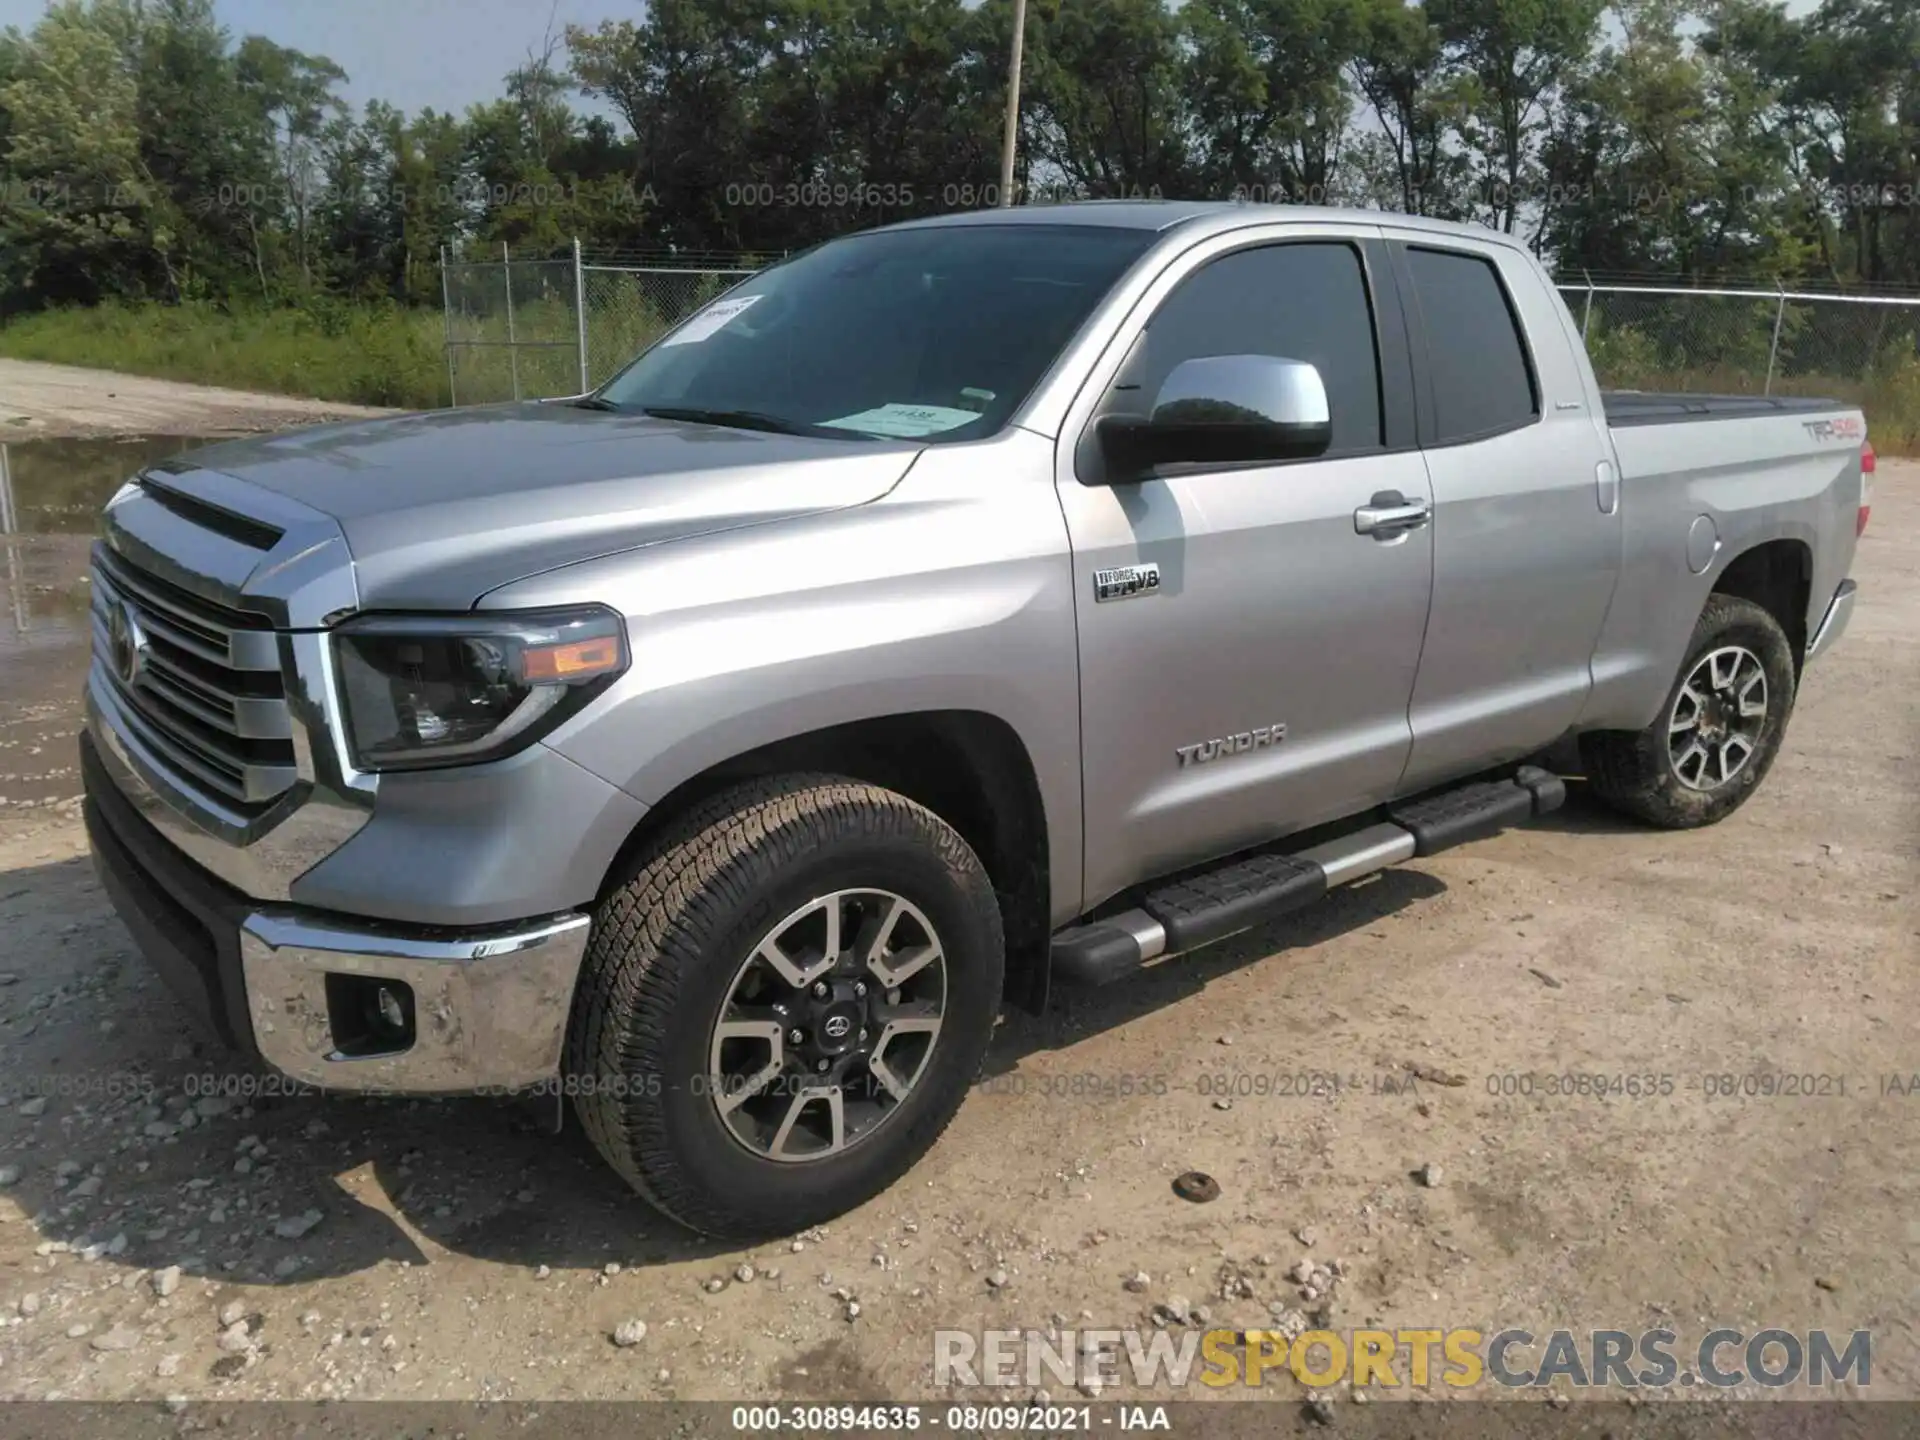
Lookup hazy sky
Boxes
[0,0,636,115]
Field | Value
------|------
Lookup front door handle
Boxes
[1354,491,1432,537]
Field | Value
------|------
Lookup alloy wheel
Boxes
[708,889,947,1162]
[1668,644,1768,791]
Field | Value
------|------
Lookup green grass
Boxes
[0,300,452,409]
[0,295,682,411]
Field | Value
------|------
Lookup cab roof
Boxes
[885,199,1528,252]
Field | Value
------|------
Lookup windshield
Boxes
[594,224,1157,443]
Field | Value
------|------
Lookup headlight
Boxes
[333,606,628,772]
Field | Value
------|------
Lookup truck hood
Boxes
[178,402,921,609]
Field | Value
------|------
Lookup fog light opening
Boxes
[324,974,417,1058]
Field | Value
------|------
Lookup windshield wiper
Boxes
[571,395,622,411]
[638,405,868,440]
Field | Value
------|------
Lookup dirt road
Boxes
[0,358,394,439]
[0,405,1912,1411]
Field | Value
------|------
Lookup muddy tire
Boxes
[1580,594,1797,829]
[565,774,1003,1240]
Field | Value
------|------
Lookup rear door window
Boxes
[1402,247,1538,442]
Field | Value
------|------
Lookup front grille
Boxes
[90,543,298,814]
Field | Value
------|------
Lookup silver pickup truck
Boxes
[81,203,1870,1238]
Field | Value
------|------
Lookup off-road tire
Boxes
[1580,594,1797,829]
[566,774,1003,1239]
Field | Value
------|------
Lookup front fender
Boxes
[482,430,1087,924]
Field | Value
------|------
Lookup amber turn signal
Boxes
[522,636,624,682]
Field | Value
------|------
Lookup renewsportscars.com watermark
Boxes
[935,1327,1871,1392]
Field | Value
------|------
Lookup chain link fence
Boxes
[1558,282,1920,447]
[440,244,589,406]
[441,243,755,406]
[578,265,755,390]
[440,246,1920,446]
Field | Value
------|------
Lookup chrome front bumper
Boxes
[241,912,591,1093]
[1806,578,1857,663]
[84,732,592,1095]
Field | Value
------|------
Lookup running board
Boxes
[1052,766,1566,986]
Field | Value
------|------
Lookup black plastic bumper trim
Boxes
[81,733,257,1054]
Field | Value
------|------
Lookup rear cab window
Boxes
[1401,246,1540,444]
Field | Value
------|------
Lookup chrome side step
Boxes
[1051,766,1565,986]
[1293,821,1416,886]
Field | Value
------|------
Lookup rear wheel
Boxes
[566,774,1003,1239]
[1581,594,1797,828]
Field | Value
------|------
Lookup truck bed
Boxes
[1602,391,1844,427]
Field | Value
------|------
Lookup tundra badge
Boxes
[1177,724,1286,767]
[1093,562,1161,603]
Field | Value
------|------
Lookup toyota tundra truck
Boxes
[80,203,1870,1238]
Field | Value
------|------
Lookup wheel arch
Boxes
[1711,537,1812,670]
[595,710,1055,1014]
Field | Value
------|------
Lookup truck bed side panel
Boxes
[1578,407,1863,731]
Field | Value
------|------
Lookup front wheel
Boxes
[1580,594,1797,829]
[566,774,1003,1239]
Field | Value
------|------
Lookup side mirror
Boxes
[1094,355,1333,481]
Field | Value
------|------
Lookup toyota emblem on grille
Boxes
[108,600,148,689]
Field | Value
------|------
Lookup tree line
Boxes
[2,0,1918,318]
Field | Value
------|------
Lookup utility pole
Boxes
[998,0,1028,207]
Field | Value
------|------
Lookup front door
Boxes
[1057,229,1437,910]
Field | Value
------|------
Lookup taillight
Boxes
[1858,440,1875,536]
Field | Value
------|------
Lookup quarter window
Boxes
[1403,247,1539,442]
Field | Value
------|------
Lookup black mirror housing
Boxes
[1096,412,1332,477]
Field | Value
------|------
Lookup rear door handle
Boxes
[1354,492,1432,537]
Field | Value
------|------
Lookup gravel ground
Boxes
[0,444,1911,1409]
[0,359,394,439]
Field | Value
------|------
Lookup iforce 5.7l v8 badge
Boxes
[1093,562,1161,603]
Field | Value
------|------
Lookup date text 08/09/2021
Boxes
[730,1405,1163,1432]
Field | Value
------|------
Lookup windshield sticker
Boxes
[819,403,982,438]
[660,293,763,346]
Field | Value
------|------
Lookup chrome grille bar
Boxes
[136,645,292,739]
[94,546,282,670]
[89,539,298,812]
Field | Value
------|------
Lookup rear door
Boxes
[1057,225,1435,910]
[1382,232,1623,789]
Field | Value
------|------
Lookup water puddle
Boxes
[1,435,211,812]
